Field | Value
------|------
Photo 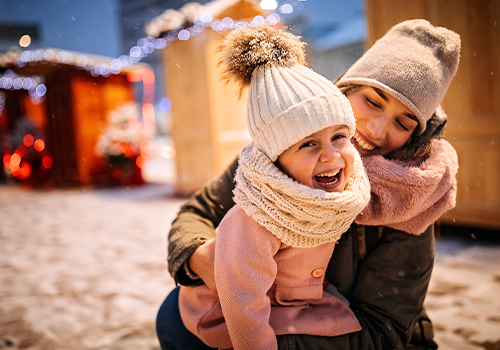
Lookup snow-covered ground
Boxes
[0,157,499,349]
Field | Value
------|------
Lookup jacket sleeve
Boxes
[167,157,239,285]
[215,207,281,350]
[277,225,435,350]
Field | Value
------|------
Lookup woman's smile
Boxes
[346,86,419,156]
[352,131,375,153]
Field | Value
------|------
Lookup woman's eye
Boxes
[396,119,410,132]
[366,97,381,109]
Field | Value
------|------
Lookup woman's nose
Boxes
[366,116,388,139]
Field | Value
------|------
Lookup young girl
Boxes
[178,24,371,350]
[158,19,460,350]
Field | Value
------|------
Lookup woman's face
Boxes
[276,125,354,193]
[346,86,419,157]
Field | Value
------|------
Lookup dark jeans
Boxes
[156,286,215,350]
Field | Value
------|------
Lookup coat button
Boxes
[311,268,324,278]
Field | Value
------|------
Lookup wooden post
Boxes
[160,0,264,195]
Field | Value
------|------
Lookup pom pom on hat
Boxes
[337,19,461,135]
[219,23,307,96]
[218,24,355,161]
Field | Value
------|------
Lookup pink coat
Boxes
[179,206,361,350]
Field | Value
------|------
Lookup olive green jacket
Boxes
[167,158,437,350]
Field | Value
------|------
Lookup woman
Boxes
[157,19,460,350]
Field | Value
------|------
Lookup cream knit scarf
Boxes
[355,139,459,235]
[234,143,371,248]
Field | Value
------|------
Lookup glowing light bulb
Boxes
[178,29,190,41]
[19,35,31,48]
[42,156,53,169]
[34,139,45,152]
[161,146,176,159]
[280,4,294,14]
[260,0,278,10]
[158,98,171,113]
[23,134,34,147]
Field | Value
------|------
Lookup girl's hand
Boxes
[188,238,217,292]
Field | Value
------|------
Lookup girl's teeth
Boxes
[315,171,340,184]
[317,171,339,178]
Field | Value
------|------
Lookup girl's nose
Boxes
[320,145,341,163]
[366,116,388,140]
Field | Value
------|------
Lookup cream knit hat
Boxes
[337,19,461,135]
[220,24,355,162]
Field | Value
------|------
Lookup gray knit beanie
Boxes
[219,24,355,162]
[337,19,461,135]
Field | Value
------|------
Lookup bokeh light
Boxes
[178,29,190,41]
[142,103,155,127]
[136,155,146,168]
[280,4,294,14]
[34,139,45,152]
[12,162,31,180]
[160,145,176,159]
[143,70,155,85]
[19,35,31,48]
[3,153,11,168]
[42,156,53,169]
[158,98,171,113]
[23,134,34,147]
[140,140,153,159]
[260,0,278,11]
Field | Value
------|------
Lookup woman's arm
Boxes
[167,157,238,286]
[167,156,435,349]
[276,225,435,350]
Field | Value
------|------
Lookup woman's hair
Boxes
[338,83,447,162]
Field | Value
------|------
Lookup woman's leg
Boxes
[156,286,214,350]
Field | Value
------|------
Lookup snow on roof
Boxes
[145,0,262,38]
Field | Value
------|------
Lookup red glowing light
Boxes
[42,156,53,169]
[142,103,155,127]
[34,139,45,152]
[10,153,21,167]
[12,162,31,180]
[136,155,145,168]
[119,142,136,158]
[23,134,34,147]
[140,140,153,159]
[127,72,143,82]
[3,153,11,168]
[143,70,155,85]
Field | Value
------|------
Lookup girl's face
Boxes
[276,125,354,193]
[346,86,419,156]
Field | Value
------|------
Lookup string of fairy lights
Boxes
[0,0,307,181]
[0,0,306,102]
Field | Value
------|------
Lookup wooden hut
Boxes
[364,0,500,230]
[158,0,267,195]
[0,50,153,187]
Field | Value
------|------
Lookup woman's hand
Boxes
[188,238,217,292]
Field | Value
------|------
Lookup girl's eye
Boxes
[366,97,381,109]
[331,133,346,142]
[299,141,314,149]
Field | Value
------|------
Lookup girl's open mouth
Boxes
[314,170,342,191]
